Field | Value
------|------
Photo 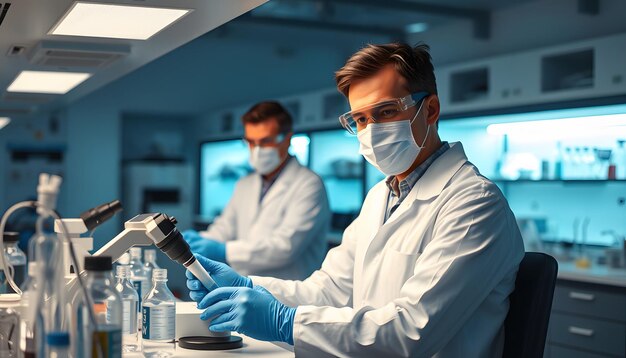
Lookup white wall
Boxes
[62,96,122,248]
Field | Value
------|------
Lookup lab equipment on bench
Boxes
[0,294,21,358]
[54,200,122,282]
[80,213,240,350]
[0,176,130,357]
[1,232,26,293]
[114,265,139,352]
[46,331,70,358]
[19,262,38,357]
[91,213,218,291]
[142,268,176,355]
[128,247,149,307]
[143,249,160,283]
[75,256,122,358]
[0,174,104,358]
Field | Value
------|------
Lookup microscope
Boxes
[60,203,243,350]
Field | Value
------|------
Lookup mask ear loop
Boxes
[409,97,426,126]
[409,98,430,149]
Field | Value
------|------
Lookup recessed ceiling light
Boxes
[0,117,10,130]
[405,22,429,34]
[7,70,92,94]
[49,2,191,40]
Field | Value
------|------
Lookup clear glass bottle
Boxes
[33,232,65,357]
[75,256,122,358]
[143,249,160,283]
[142,268,176,356]
[573,147,583,178]
[582,147,596,179]
[129,248,149,302]
[0,294,21,358]
[553,141,563,180]
[563,146,572,179]
[115,265,139,352]
[1,232,27,293]
[19,262,39,358]
[615,140,626,179]
[46,331,70,358]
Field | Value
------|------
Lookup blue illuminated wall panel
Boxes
[200,139,250,218]
[310,130,363,214]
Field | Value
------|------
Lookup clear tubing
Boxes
[185,259,218,291]
[0,201,36,295]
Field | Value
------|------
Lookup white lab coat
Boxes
[252,142,525,357]
[201,157,330,280]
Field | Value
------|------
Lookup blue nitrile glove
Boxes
[199,286,297,345]
[182,230,203,244]
[183,230,226,263]
[186,254,252,302]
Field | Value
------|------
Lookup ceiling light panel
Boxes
[0,117,10,130]
[7,71,92,94]
[50,2,191,40]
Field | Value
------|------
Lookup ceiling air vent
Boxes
[6,44,26,57]
[29,40,131,69]
[0,3,11,29]
[3,92,57,104]
[0,108,32,116]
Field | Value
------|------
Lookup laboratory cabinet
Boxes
[546,280,626,358]
[436,32,626,116]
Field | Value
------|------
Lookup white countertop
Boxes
[124,335,294,357]
[557,260,626,287]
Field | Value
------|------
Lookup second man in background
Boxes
[184,101,330,280]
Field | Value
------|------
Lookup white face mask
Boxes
[357,101,429,176]
[249,146,282,175]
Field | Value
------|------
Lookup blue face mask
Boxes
[357,100,429,176]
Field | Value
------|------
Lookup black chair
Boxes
[503,252,558,358]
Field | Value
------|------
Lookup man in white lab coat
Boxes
[184,101,330,280]
[186,43,525,357]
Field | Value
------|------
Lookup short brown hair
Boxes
[242,101,293,134]
[335,42,437,98]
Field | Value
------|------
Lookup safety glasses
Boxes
[242,133,287,147]
[338,92,429,135]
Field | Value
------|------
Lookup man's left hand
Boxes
[198,286,296,345]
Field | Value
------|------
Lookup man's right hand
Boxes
[186,254,253,303]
